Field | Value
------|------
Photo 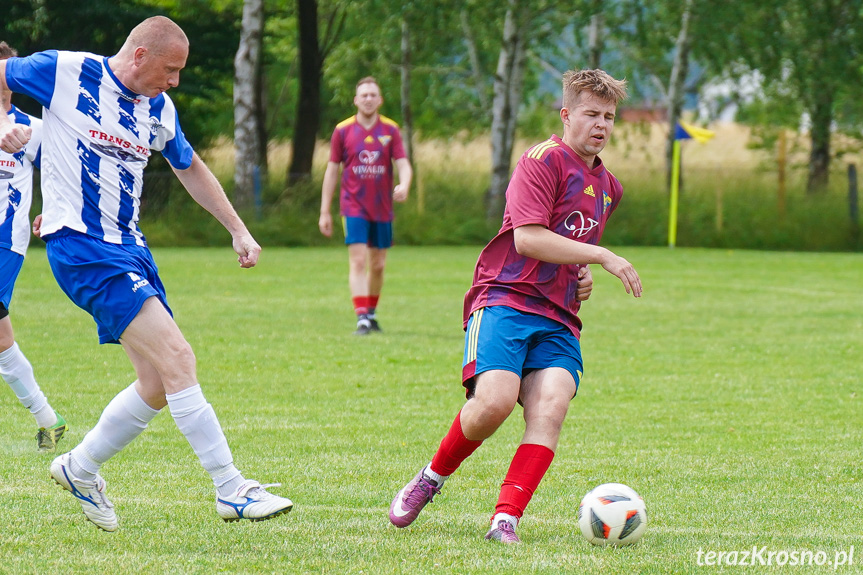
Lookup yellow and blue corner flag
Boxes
[668,121,715,248]
[674,120,715,144]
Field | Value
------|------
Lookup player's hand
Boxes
[32,214,42,238]
[393,184,408,203]
[319,212,333,237]
[233,233,261,268]
[0,124,31,153]
[576,265,593,301]
[600,252,642,298]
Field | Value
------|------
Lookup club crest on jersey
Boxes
[564,210,599,238]
[148,117,166,134]
[378,135,392,146]
[603,191,612,214]
[359,150,381,164]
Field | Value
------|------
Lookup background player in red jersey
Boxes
[319,77,413,335]
[388,69,642,544]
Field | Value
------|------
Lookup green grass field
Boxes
[1,245,861,574]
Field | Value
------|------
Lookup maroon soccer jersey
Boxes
[328,115,406,222]
[463,134,623,338]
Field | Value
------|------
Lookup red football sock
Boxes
[352,296,370,316]
[493,443,555,520]
[368,295,380,313]
[429,411,483,476]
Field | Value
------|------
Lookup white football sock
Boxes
[166,385,243,497]
[492,512,519,529]
[423,463,448,487]
[0,342,56,428]
[70,382,160,483]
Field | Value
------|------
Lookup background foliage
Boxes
[4,0,863,250]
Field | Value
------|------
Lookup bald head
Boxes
[109,16,189,98]
[120,16,189,58]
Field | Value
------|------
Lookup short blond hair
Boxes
[562,69,627,109]
[356,76,379,90]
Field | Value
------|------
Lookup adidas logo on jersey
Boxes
[583,185,595,197]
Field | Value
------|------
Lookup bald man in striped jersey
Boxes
[0,16,292,531]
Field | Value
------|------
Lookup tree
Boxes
[695,0,863,194]
[769,0,863,194]
[664,0,694,190]
[234,0,265,210]
[487,0,532,220]
[587,0,604,69]
[287,0,344,184]
[287,0,321,184]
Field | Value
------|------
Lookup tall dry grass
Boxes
[202,121,857,189]
[172,122,861,251]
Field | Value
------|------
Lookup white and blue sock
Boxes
[0,343,57,428]
[70,382,160,483]
[166,385,244,498]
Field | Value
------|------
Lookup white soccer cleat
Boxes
[50,453,118,532]
[216,480,293,522]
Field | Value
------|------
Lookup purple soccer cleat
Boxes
[388,467,441,527]
[485,519,521,544]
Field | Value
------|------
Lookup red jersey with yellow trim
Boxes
[463,134,623,338]
[328,114,406,222]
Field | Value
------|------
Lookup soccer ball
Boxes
[577,483,647,547]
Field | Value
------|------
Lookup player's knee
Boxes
[348,255,366,273]
[471,394,517,426]
[370,259,386,276]
[158,339,197,375]
[174,341,196,367]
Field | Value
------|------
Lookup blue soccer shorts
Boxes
[462,305,583,398]
[0,248,24,316]
[342,216,393,249]
[45,230,172,344]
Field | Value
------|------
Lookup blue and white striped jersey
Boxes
[0,105,42,256]
[5,50,194,246]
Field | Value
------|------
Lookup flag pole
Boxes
[668,139,682,248]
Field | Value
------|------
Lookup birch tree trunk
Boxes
[588,0,604,69]
[665,0,693,192]
[233,0,264,211]
[488,0,530,221]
